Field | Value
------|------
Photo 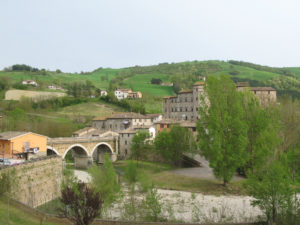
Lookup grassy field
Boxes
[55,100,125,118]
[123,73,174,96]
[114,160,247,195]
[5,89,66,101]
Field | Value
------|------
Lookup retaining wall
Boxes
[0,156,63,208]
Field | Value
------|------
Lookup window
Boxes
[196,107,198,111]
[125,140,127,145]
[110,124,112,129]
[191,107,193,112]
[196,97,198,101]
[128,134,130,137]
[185,97,187,102]
[186,107,188,112]
[191,97,193,102]
[171,108,173,112]
[160,124,164,128]
[180,107,182,112]
[121,134,123,137]
[268,91,270,94]
[125,149,128,155]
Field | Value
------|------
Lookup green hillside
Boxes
[2,60,300,113]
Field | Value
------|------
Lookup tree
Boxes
[142,184,163,222]
[197,75,248,185]
[88,155,121,216]
[60,181,103,225]
[155,125,197,166]
[123,161,139,221]
[241,90,280,175]
[280,96,300,182]
[131,131,151,164]
[246,159,293,225]
[151,78,162,85]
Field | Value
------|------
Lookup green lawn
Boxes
[114,160,247,195]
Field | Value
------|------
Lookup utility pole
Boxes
[6,167,10,225]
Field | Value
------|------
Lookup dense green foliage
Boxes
[100,92,146,114]
[197,75,248,185]
[131,131,152,163]
[154,125,197,166]
[88,155,121,216]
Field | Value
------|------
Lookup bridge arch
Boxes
[47,146,60,156]
[91,142,114,163]
[62,144,89,159]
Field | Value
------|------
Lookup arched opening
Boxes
[46,146,59,156]
[63,144,90,169]
[91,143,113,164]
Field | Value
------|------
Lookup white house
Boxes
[22,80,38,87]
[100,90,107,96]
[114,89,132,100]
[48,85,65,91]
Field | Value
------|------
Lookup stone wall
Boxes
[0,156,63,208]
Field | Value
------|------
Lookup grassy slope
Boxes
[1,61,292,96]
[2,61,300,114]
[0,198,69,225]
[286,67,300,78]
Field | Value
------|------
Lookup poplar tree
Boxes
[197,75,248,185]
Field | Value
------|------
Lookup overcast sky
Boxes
[0,0,299,72]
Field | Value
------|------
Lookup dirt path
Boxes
[172,155,245,181]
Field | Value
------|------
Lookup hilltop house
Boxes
[100,90,108,96]
[114,89,142,100]
[22,80,38,87]
[48,85,65,91]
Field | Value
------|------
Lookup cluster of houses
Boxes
[1,80,277,164]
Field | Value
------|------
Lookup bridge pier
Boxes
[74,156,93,169]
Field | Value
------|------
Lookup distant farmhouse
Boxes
[22,80,38,87]
[100,90,107,96]
[48,85,65,91]
[114,88,142,100]
[163,81,277,123]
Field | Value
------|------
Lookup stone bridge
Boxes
[47,136,119,168]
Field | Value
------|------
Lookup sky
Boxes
[0,0,299,72]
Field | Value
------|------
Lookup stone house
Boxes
[127,91,142,99]
[236,82,277,106]
[92,112,152,133]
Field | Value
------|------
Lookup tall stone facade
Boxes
[0,156,63,208]
[163,82,205,122]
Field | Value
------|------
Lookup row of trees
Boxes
[130,125,197,167]
[198,75,300,224]
[100,93,146,114]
